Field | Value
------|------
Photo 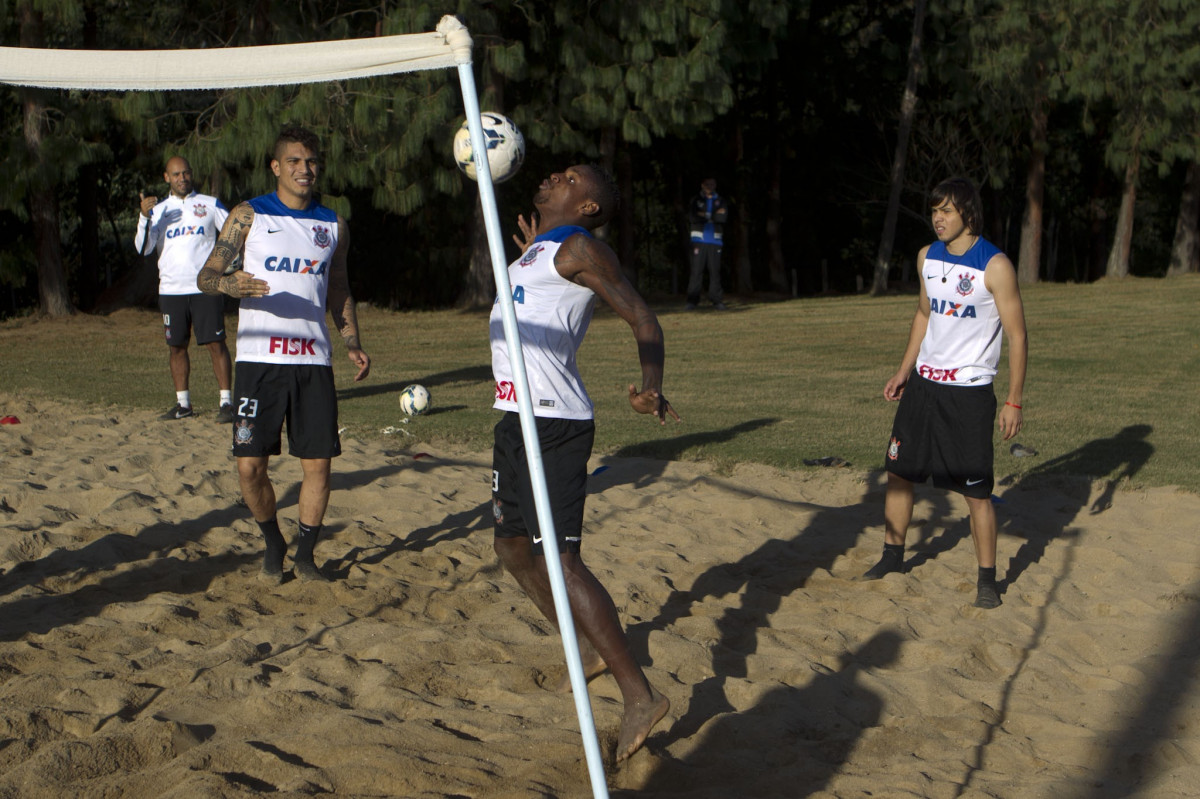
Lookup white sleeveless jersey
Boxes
[133,191,228,295]
[916,237,1005,386]
[490,225,597,420]
[235,193,338,366]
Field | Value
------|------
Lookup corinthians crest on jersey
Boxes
[312,225,332,249]
[234,419,254,445]
[519,244,544,267]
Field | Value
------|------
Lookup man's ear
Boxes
[580,199,601,218]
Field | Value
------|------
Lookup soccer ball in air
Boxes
[399,384,431,416]
[452,112,525,183]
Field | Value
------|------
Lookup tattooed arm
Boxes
[196,202,270,298]
[326,215,370,382]
[555,233,679,424]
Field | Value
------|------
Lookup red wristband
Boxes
[1005,401,1022,409]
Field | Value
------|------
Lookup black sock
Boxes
[863,543,905,579]
[978,566,997,586]
[295,521,322,564]
[258,517,285,572]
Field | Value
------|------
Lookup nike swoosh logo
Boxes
[267,228,283,234]
[966,478,984,486]
[925,274,936,279]
[214,330,224,336]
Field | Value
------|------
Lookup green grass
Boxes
[3,274,1198,493]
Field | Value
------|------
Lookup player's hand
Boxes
[883,371,908,401]
[219,270,270,299]
[512,213,539,253]
[628,384,680,425]
[139,192,157,217]
[998,403,1022,441]
[348,349,371,382]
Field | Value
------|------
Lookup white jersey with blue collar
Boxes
[236,192,339,367]
[133,191,228,295]
[917,237,1005,386]
[490,225,597,420]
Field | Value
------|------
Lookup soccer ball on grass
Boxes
[452,112,525,184]
[399,384,431,416]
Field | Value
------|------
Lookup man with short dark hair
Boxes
[862,177,1028,609]
[134,156,233,421]
[197,127,370,583]
[492,164,678,762]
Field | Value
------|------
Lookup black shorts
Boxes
[159,293,227,348]
[231,362,341,459]
[492,412,595,555]
[885,373,996,499]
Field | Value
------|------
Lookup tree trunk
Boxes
[457,197,495,309]
[79,164,101,310]
[731,96,752,295]
[20,3,74,317]
[616,146,637,286]
[1167,161,1200,276]
[1017,98,1047,284]
[765,143,787,293]
[1105,151,1139,278]
[870,0,926,296]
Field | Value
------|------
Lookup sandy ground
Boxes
[2,391,1198,798]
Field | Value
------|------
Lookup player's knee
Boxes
[237,457,269,484]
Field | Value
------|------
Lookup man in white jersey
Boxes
[196,127,370,583]
[862,177,1027,609]
[491,164,679,763]
[133,156,233,422]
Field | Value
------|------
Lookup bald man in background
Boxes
[134,156,233,422]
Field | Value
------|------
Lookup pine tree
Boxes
[512,0,745,284]
[1059,0,1200,277]
[968,0,1066,284]
[870,0,926,296]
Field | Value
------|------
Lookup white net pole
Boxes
[454,59,611,799]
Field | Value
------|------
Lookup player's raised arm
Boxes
[196,202,269,298]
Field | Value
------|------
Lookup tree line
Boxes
[2,0,1197,319]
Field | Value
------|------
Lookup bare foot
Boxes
[553,652,608,693]
[615,687,670,763]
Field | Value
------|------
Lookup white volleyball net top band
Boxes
[0,14,473,90]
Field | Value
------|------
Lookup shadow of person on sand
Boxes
[323,499,490,580]
[620,630,903,799]
[0,453,482,639]
[601,418,781,487]
[888,483,970,574]
[997,424,1154,595]
[621,472,883,745]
